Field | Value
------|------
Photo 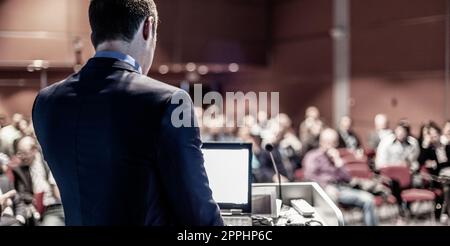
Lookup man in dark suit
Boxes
[32,0,223,226]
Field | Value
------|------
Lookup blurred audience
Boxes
[303,128,378,226]
[1,107,450,226]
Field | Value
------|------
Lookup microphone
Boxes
[265,143,283,201]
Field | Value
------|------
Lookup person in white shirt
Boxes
[0,114,24,157]
[375,121,420,171]
[368,114,393,151]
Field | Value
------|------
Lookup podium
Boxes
[252,182,345,226]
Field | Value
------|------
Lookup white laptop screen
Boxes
[202,147,250,207]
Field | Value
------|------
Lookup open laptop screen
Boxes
[201,143,252,213]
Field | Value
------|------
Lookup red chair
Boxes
[338,148,354,158]
[294,169,304,181]
[5,166,15,185]
[341,153,368,166]
[34,192,45,216]
[345,164,373,179]
[344,164,399,222]
[379,165,435,217]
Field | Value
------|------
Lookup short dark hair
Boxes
[397,120,411,136]
[89,0,158,47]
[427,121,442,135]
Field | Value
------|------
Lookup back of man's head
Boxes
[319,128,338,150]
[89,0,158,48]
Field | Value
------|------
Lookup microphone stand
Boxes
[266,144,283,201]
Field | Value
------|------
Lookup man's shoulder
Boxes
[303,148,326,165]
[36,73,183,104]
[126,75,181,100]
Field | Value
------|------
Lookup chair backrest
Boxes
[34,192,45,215]
[379,165,411,189]
[338,148,353,157]
[2,167,15,186]
[345,164,373,179]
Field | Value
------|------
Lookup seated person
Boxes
[11,136,64,226]
[442,120,450,146]
[419,122,450,177]
[367,114,392,151]
[418,123,450,218]
[375,121,420,172]
[0,154,27,226]
[257,114,301,183]
[299,107,324,154]
[337,116,362,151]
[303,128,378,226]
[0,114,24,157]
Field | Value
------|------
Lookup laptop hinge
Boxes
[222,209,243,216]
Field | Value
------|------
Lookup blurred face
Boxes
[320,129,339,150]
[374,114,388,130]
[278,113,292,132]
[340,116,352,131]
[12,113,24,128]
[18,119,29,133]
[444,122,450,137]
[395,126,407,142]
[422,126,429,138]
[429,128,441,145]
[306,107,319,120]
[16,137,37,166]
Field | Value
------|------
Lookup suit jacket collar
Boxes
[83,57,141,74]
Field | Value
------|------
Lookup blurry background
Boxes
[0,0,449,145]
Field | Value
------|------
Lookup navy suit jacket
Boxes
[32,57,223,226]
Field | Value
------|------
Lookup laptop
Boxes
[201,142,253,226]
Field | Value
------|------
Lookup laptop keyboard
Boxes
[223,216,253,226]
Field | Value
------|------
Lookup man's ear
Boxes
[143,16,154,41]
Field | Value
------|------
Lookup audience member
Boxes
[368,114,392,150]
[337,116,362,151]
[11,136,64,226]
[299,107,324,154]
[303,128,378,226]
[0,153,27,226]
[0,114,7,128]
[419,123,450,181]
[441,120,450,145]
[418,122,450,218]
[0,114,25,156]
[375,121,420,171]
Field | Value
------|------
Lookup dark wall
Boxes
[223,0,334,129]
[350,0,448,145]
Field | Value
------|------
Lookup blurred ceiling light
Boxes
[198,65,209,75]
[27,60,49,72]
[228,63,239,73]
[158,65,169,74]
[186,62,197,72]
